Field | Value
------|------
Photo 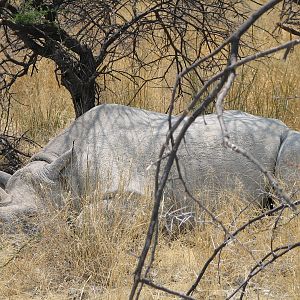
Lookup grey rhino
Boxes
[0,104,299,230]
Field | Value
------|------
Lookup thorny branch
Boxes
[186,200,300,296]
[0,0,246,117]
[130,0,300,298]
[140,279,196,300]
[0,133,39,174]
[228,241,300,299]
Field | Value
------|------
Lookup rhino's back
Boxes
[177,110,289,201]
[32,105,290,200]
[32,105,171,194]
[33,104,170,161]
[34,105,289,161]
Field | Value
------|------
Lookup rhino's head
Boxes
[0,149,73,232]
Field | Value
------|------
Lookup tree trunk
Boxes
[64,77,96,119]
[60,47,97,118]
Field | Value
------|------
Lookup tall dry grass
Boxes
[0,190,299,299]
[7,61,74,145]
[226,53,300,130]
[0,9,300,299]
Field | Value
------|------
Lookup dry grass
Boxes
[1,8,300,299]
[0,191,299,300]
[226,52,300,130]
[7,61,73,144]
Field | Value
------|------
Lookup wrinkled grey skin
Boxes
[0,104,299,231]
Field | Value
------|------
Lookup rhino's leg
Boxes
[275,130,300,199]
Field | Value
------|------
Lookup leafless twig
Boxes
[186,199,300,296]
[227,241,300,299]
[130,1,300,298]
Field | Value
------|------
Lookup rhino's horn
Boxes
[0,171,11,189]
[45,148,74,180]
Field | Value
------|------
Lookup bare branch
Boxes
[227,241,300,299]
[140,278,196,300]
[278,21,300,35]
[186,200,300,296]
[131,1,300,298]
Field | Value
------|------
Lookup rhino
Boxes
[0,104,299,231]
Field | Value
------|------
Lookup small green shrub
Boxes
[14,10,45,25]
[13,1,49,25]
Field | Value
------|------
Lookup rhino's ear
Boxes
[0,187,10,205]
[45,148,74,180]
[0,171,11,189]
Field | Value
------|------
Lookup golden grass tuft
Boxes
[7,60,73,145]
[226,50,300,130]
[0,190,299,299]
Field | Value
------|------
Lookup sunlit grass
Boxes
[0,190,299,299]
[0,7,300,299]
